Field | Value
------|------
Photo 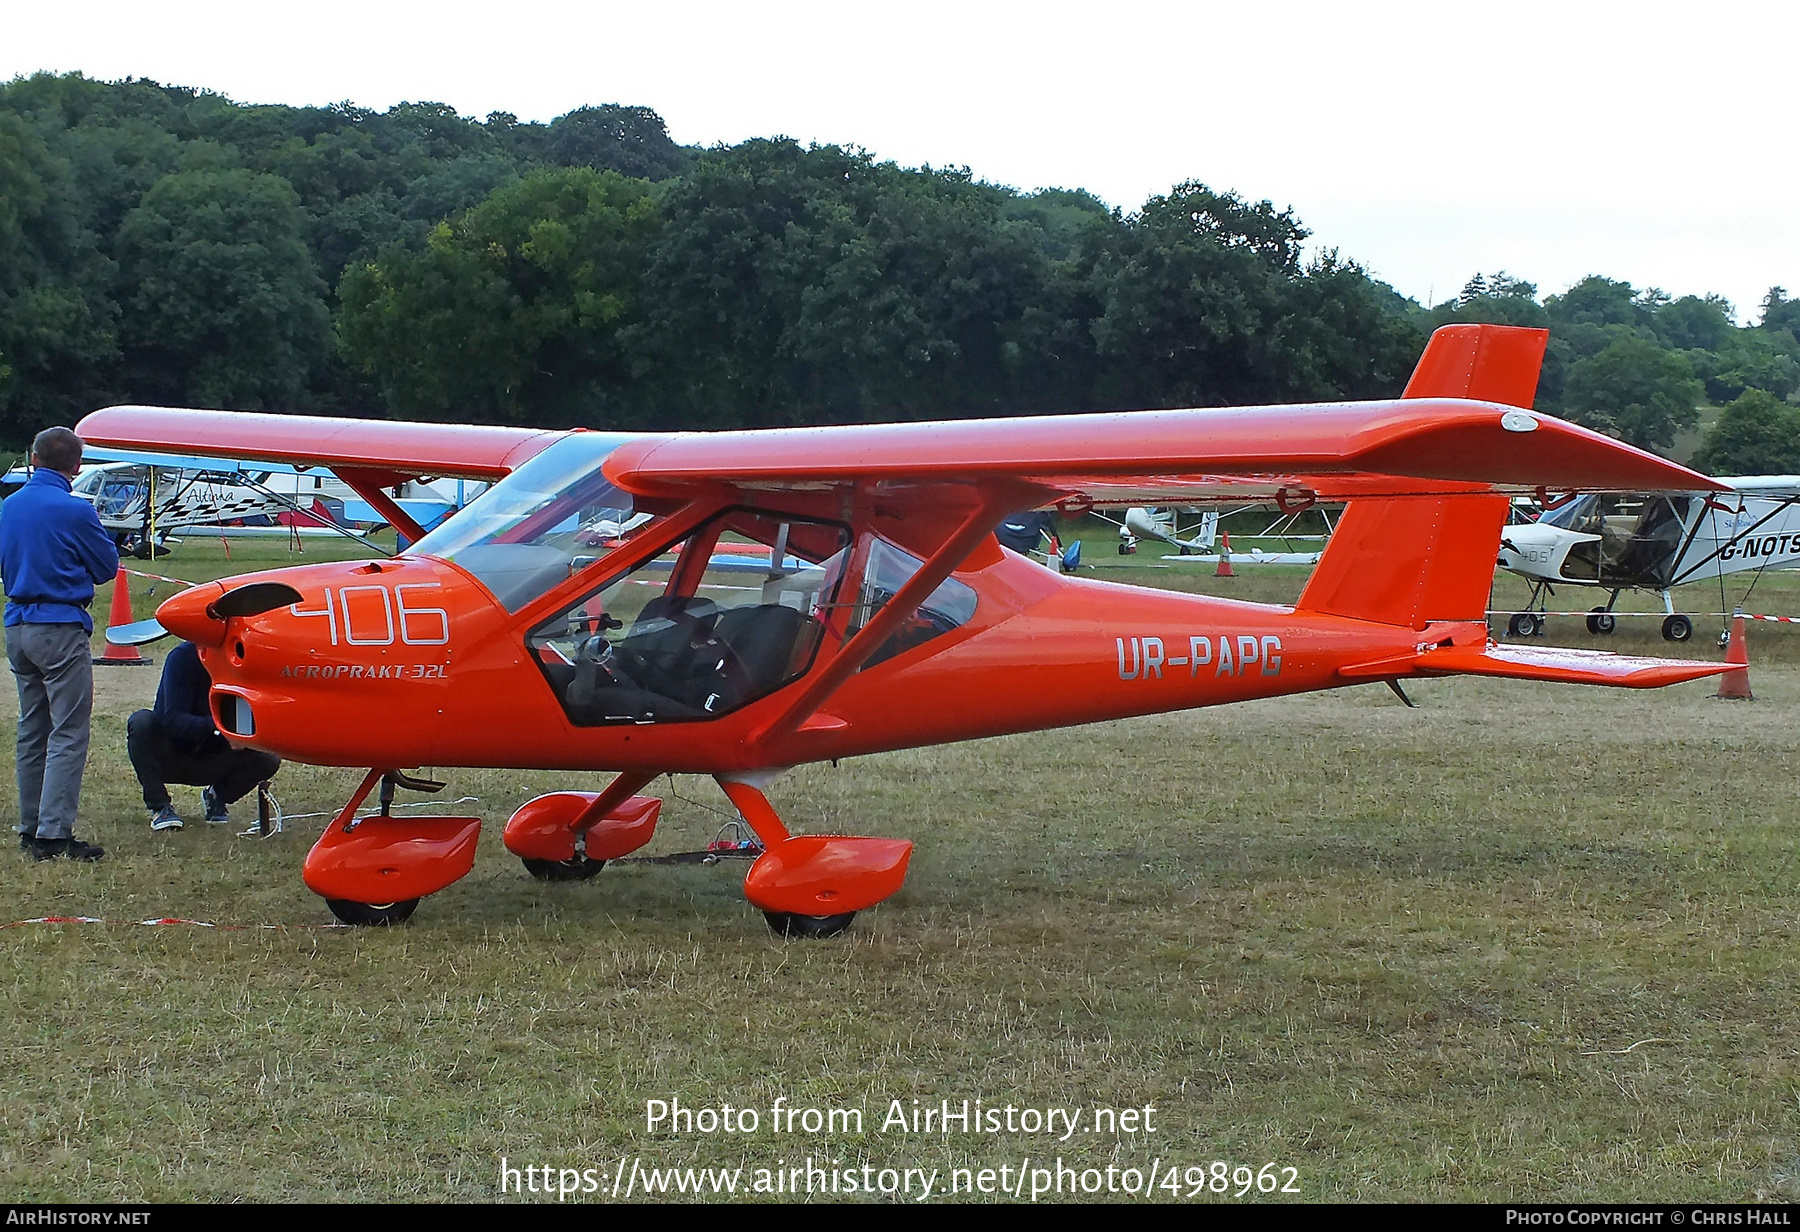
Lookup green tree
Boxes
[1760,287,1800,346]
[116,167,332,408]
[0,109,118,435]
[1088,182,1308,407]
[1547,275,1650,331]
[1281,253,1428,400]
[1432,271,1548,329]
[1690,388,1800,475]
[1701,329,1800,402]
[627,140,1071,428]
[337,167,658,422]
[543,106,689,180]
[1653,293,1734,352]
[1561,335,1702,452]
[1089,182,1420,407]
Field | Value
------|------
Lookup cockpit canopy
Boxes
[1537,493,1695,588]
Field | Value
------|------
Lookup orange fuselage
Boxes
[158,547,1478,776]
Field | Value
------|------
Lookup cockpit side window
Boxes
[1553,494,1695,587]
[525,510,850,725]
[852,538,978,670]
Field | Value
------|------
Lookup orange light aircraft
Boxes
[78,325,1726,933]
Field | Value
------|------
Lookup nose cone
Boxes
[157,582,228,647]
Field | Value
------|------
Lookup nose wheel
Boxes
[1507,612,1545,637]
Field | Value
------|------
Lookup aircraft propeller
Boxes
[104,580,304,647]
[207,581,303,619]
[103,617,176,646]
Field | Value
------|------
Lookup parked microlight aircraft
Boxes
[1497,478,1800,641]
[1108,505,1326,565]
[1,447,479,556]
[1117,507,1218,554]
[79,324,1727,933]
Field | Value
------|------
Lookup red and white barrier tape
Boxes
[3,915,348,930]
[1487,609,1800,622]
[120,566,196,589]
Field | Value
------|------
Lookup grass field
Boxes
[3,538,1799,1202]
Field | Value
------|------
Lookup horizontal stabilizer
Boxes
[1340,643,1728,689]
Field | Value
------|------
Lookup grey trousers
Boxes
[7,622,94,841]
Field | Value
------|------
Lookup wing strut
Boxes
[337,468,428,544]
[749,492,1019,746]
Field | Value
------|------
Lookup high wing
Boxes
[599,397,1717,509]
[602,323,1713,507]
[1721,476,1800,500]
[75,406,567,485]
[74,406,574,541]
[77,326,1721,519]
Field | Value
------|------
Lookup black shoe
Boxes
[17,830,35,853]
[29,836,105,862]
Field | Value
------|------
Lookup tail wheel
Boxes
[522,856,607,881]
[1662,614,1693,642]
[326,898,419,926]
[763,911,856,939]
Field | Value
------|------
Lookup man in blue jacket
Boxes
[1,427,119,860]
[128,640,281,831]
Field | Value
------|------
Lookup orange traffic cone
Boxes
[1715,614,1752,700]
[94,566,151,666]
[1215,532,1236,578]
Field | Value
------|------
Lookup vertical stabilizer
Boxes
[1297,324,1547,629]
[1402,322,1548,405]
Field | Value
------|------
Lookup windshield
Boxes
[410,433,647,611]
[1537,494,1601,532]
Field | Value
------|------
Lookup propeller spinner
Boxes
[111,580,304,647]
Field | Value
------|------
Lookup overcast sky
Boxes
[7,0,1795,320]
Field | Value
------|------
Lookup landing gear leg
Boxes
[716,775,913,939]
[303,769,483,926]
[503,770,659,878]
[1658,591,1692,642]
[1509,581,1549,638]
[1587,589,1619,635]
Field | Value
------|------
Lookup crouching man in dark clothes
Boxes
[128,640,281,830]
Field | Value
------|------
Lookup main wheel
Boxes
[1587,608,1616,635]
[763,911,856,939]
[1507,612,1537,637]
[1662,614,1693,642]
[326,898,419,926]
[522,856,607,881]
